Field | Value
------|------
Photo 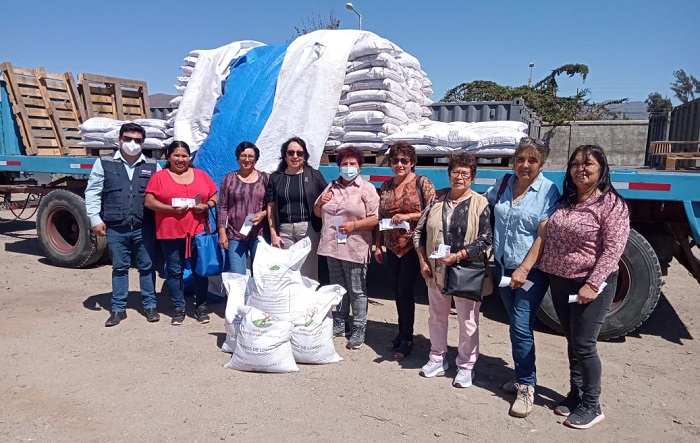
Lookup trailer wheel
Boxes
[36,189,107,268]
[537,229,662,340]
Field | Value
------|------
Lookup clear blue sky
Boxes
[2,0,698,105]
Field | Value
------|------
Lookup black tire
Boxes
[36,189,107,268]
[537,229,662,340]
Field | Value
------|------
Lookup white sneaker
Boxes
[453,368,474,388]
[420,360,448,378]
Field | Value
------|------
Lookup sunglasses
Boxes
[286,150,305,157]
[390,157,410,165]
[122,136,144,143]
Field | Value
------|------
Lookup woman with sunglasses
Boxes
[217,141,269,275]
[266,137,328,280]
[414,153,492,388]
[485,137,560,418]
[374,141,436,359]
[539,145,629,429]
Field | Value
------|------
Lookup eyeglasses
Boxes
[450,170,471,179]
[390,157,410,165]
[122,136,144,143]
[520,137,546,148]
[239,154,256,160]
[286,150,305,157]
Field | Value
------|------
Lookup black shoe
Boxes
[554,391,582,417]
[564,404,605,429]
[105,311,127,327]
[346,326,366,350]
[195,305,210,324]
[145,308,160,323]
[333,318,349,337]
[171,308,185,326]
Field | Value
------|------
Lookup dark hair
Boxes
[335,146,364,167]
[119,122,146,140]
[276,137,309,172]
[235,141,259,162]
[560,144,626,208]
[448,153,477,178]
[387,141,417,171]
[164,140,190,169]
[514,137,550,164]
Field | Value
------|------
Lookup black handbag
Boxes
[440,197,487,301]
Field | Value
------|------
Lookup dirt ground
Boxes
[1,215,699,443]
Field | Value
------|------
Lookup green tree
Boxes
[645,92,673,113]
[289,10,340,42]
[670,69,700,104]
[441,64,627,125]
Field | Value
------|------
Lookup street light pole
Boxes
[528,62,535,88]
[346,2,362,30]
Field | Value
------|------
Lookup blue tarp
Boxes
[193,44,289,187]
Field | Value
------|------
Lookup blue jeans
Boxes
[494,263,550,386]
[226,238,258,275]
[160,238,209,310]
[105,225,156,312]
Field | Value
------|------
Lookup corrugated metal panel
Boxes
[669,98,700,144]
[428,99,541,138]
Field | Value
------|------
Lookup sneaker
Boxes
[502,380,518,395]
[420,360,448,378]
[333,319,349,338]
[346,327,365,349]
[145,308,160,323]
[195,305,210,324]
[171,308,185,326]
[105,311,127,327]
[564,405,605,429]
[510,384,535,417]
[452,368,474,388]
[554,391,582,417]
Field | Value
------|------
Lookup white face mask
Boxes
[121,140,142,156]
[339,166,359,181]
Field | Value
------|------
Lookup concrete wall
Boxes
[541,120,648,168]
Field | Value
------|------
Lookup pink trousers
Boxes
[427,287,481,369]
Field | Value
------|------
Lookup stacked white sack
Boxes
[164,49,203,134]
[79,117,171,149]
[326,36,434,153]
[383,121,529,155]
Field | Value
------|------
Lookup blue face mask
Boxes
[339,166,359,181]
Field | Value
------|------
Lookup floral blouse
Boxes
[378,174,436,257]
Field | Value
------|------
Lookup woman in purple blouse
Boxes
[539,144,630,430]
[217,141,269,275]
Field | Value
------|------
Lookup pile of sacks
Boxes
[78,117,172,149]
[326,36,433,153]
[164,49,201,134]
[221,238,346,373]
[382,120,530,155]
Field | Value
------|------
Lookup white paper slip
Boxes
[171,197,196,208]
[428,244,451,259]
[334,215,347,243]
[498,276,534,291]
[238,213,256,236]
[568,282,608,303]
[379,218,411,231]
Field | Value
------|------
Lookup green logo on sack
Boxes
[252,314,273,328]
[269,265,280,271]
[303,307,319,327]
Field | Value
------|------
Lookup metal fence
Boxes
[645,98,700,167]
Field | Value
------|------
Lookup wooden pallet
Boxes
[78,73,151,120]
[1,62,86,156]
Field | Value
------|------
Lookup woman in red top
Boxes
[145,141,218,326]
[373,141,435,359]
[539,144,630,429]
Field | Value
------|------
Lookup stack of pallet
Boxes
[0,62,150,156]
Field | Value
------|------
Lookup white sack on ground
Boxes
[225,305,298,373]
[291,285,345,364]
[221,272,250,353]
[173,40,265,151]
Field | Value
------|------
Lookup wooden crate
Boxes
[320,150,385,166]
[78,73,150,120]
[1,62,86,156]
